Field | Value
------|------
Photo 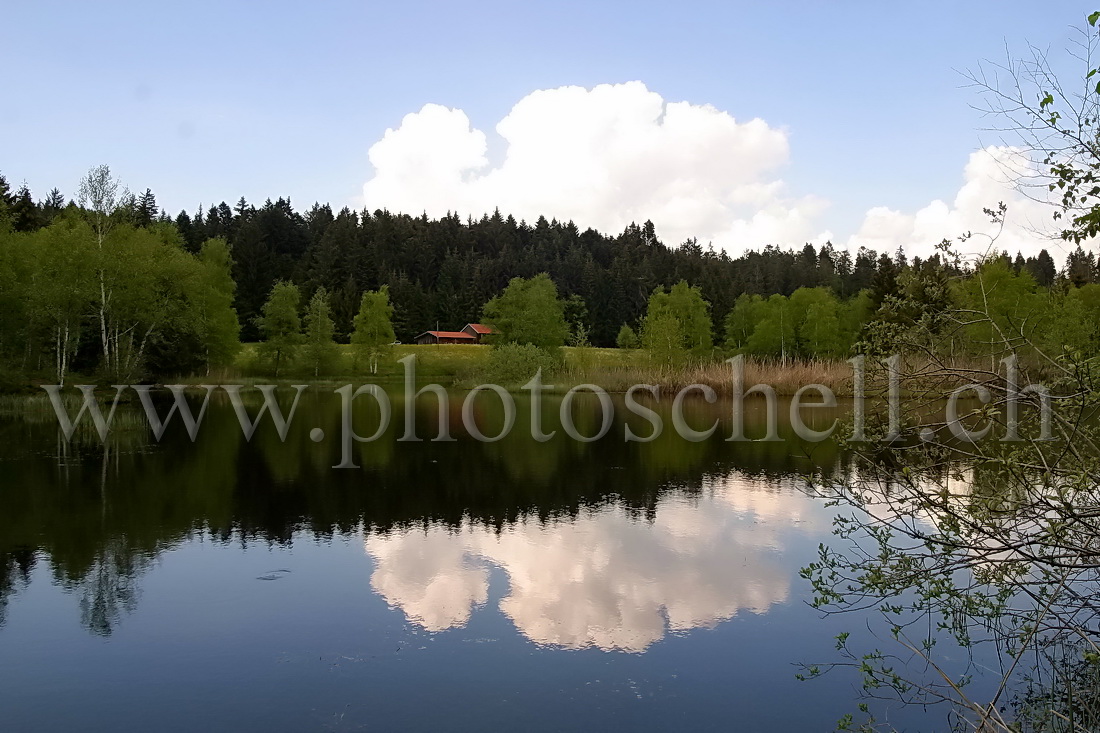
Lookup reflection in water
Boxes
[0,392,979,730]
[73,538,149,636]
[367,470,822,652]
[0,548,34,627]
[0,390,847,636]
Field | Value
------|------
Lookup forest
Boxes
[0,165,1098,386]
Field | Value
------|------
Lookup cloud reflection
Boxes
[365,471,825,652]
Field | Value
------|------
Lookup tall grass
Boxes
[562,355,857,395]
[227,342,492,381]
[217,343,859,395]
[0,391,149,448]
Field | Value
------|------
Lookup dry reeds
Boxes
[562,356,857,396]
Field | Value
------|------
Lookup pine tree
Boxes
[616,324,640,349]
[1031,249,1057,288]
[1066,246,1096,288]
[135,189,158,227]
[869,254,901,310]
[0,172,12,229]
[41,188,66,224]
[10,185,40,232]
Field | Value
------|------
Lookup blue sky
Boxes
[1,1,1091,254]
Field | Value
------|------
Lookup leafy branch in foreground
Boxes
[803,15,1100,728]
[801,233,1100,731]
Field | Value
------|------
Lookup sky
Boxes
[1,1,1093,258]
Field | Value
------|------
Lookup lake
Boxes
[0,387,961,731]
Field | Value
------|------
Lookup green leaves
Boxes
[640,280,713,365]
[255,281,303,377]
[482,273,570,352]
[195,238,241,370]
[351,286,396,373]
[302,287,339,377]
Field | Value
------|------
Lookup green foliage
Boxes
[1056,283,1100,353]
[22,220,96,383]
[790,287,846,358]
[641,280,712,364]
[616,324,640,349]
[563,293,590,347]
[724,294,764,350]
[955,258,1047,356]
[482,273,569,352]
[726,288,871,360]
[193,238,241,371]
[0,161,1087,361]
[255,281,302,376]
[302,287,339,377]
[103,223,205,380]
[745,294,796,359]
[351,285,395,374]
[478,342,560,387]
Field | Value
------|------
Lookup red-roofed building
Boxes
[414,330,478,345]
[461,323,496,343]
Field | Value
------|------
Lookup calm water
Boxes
[0,388,948,731]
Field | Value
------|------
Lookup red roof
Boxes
[464,323,495,334]
[422,330,476,340]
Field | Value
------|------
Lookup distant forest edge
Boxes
[1,166,1098,388]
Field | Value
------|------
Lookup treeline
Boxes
[0,168,242,385]
[1,166,1098,383]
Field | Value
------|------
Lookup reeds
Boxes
[561,356,857,395]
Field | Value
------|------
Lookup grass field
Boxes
[232,343,492,379]
[223,343,857,395]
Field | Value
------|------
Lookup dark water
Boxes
[0,387,939,731]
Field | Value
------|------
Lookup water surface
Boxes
[0,389,934,731]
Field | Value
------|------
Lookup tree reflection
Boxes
[0,548,35,627]
[0,389,846,635]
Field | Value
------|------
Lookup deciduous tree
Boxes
[482,273,569,352]
[351,286,395,374]
[255,281,302,377]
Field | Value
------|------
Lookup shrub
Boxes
[477,343,561,387]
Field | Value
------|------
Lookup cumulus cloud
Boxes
[362,82,826,251]
[368,525,489,631]
[364,471,827,652]
[843,146,1066,260]
[362,83,1066,259]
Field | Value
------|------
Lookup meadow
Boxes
[223,342,857,395]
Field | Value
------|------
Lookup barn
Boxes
[461,323,496,343]
[414,330,478,345]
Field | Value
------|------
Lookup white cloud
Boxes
[843,146,1066,260]
[368,525,489,631]
[362,83,1067,259]
[362,81,825,252]
[364,472,827,652]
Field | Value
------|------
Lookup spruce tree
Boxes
[616,324,640,349]
[135,189,158,227]
[10,185,40,232]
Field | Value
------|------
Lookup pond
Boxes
[0,387,960,731]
